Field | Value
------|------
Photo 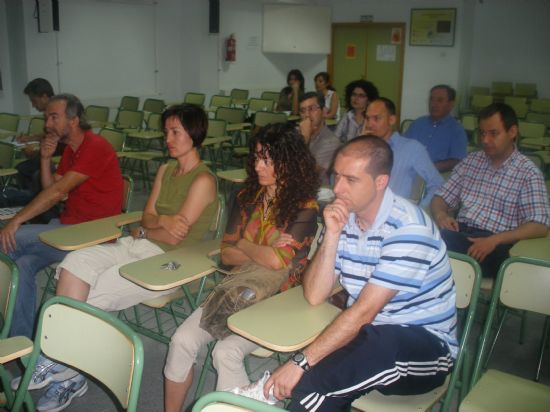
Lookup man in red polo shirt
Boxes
[0,93,123,339]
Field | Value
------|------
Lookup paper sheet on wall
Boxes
[376,45,396,62]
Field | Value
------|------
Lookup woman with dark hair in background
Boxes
[314,71,340,120]
[335,79,379,142]
[164,122,319,412]
[277,69,305,115]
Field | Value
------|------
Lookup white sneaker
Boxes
[11,355,79,391]
[36,374,88,412]
[230,371,278,405]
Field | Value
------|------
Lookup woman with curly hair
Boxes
[335,79,379,142]
[164,123,319,411]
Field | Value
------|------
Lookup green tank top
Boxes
[152,160,217,251]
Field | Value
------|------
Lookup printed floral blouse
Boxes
[221,188,319,290]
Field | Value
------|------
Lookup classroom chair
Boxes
[399,118,413,134]
[352,252,482,412]
[230,89,249,103]
[27,116,45,136]
[185,92,206,107]
[0,113,20,134]
[209,95,232,111]
[529,98,550,114]
[248,98,275,113]
[119,96,140,111]
[85,105,110,128]
[6,296,144,412]
[460,257,550,411]
[192,391,286,411]
[142,98,166,114]
[514,82,537,100]
[503,96,528,119]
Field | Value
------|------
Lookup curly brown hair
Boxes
[240,122,319,227]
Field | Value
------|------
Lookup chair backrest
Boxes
[146,112,162,131]
[248,98,274,113]
[115,110,144,130]
[518,120,546,139]
[0,113,20,133]
[503,96,529,118]
[408,175,425,205]
[0,254,18,339]
[208,119,227,138]
[469,86,490,97]
[85,105,110,123]
[122,175,134,213]
[471,256,550,385]
[209,192,226,239]
[253,111,287,128]
[216,107,246,124]
[400,118,413,134]
[529,98,550,114]
[491,81,513,96]
[0,141,16,169]
[514,82,537,99]
[448,251,481,310]
[461,113,478,134]
[119,96,140,111]
[142,98,166,114]
[230,89,249,101]
[99,127,125,152]
[35,297,143,410]
[307,222,324,260]
[210,95,232,109]
[185,92,206,107]
[526,112,550,129]
[471,95,494,112]
[260,91,280,103]
[192,391,285,412]
[27,117,45,136]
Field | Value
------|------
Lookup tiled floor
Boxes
[4,183,549,412]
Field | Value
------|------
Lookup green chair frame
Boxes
[192,391,285,411]
[114,109,144,131]
[216,107,247,125]
[260,91,281,104]
[470,95,494,113]
[352,252,482,412]
[7,296,144,411]
[248,98,275,113]
[461,256,550,411]
[0,113,20,133]
[99,127,126,153]
[85,105,110,124]
[119,96,140,111]
[27,117,45,136]
[529,98,550,114]
[142,98,166,114]
[185,93,206,107]
[253,111,287,128]
[518,120,546,139]
[230,88,249,101]
[0,253,18,339]
[209,95,232,110]
[504,96,529,119]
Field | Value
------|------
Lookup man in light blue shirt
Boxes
[405,85,467,172]
[363,98,443,207]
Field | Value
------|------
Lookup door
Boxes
[329,23,405,122]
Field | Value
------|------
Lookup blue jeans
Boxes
[8,219,69,339]
[440,223,513,278]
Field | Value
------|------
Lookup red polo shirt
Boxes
[56,130,123,224]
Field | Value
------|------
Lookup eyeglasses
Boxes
[299,105,321,114]
[351,92,368,99]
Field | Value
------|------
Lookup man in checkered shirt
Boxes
[431,103,550,277]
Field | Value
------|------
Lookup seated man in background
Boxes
[405,85,467,172]
[362,97,443,207]
[299,92,341,185]
[0,93,123,339]
[431,103,549,278]
[266,136,456,411]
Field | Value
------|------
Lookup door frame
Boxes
[328,22,406,122]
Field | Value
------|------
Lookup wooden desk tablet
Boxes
[510,238,550,261]
[119,246,217,291]
[228,286,341,352]
[39,211,143,251]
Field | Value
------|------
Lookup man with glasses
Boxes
[299,92,341,184]
[431,103,549,278]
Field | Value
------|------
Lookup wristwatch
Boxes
[137,226,147,239]
[291,351,310,372]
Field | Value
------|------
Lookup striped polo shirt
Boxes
[334,189,458,357]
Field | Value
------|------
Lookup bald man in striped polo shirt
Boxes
[265,135,457,411]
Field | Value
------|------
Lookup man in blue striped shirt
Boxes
[265,135,457,411]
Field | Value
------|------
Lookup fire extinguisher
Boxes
[225,34,236,62]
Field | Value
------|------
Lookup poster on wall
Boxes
[409,8,456,47]
[345,43,357,59]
